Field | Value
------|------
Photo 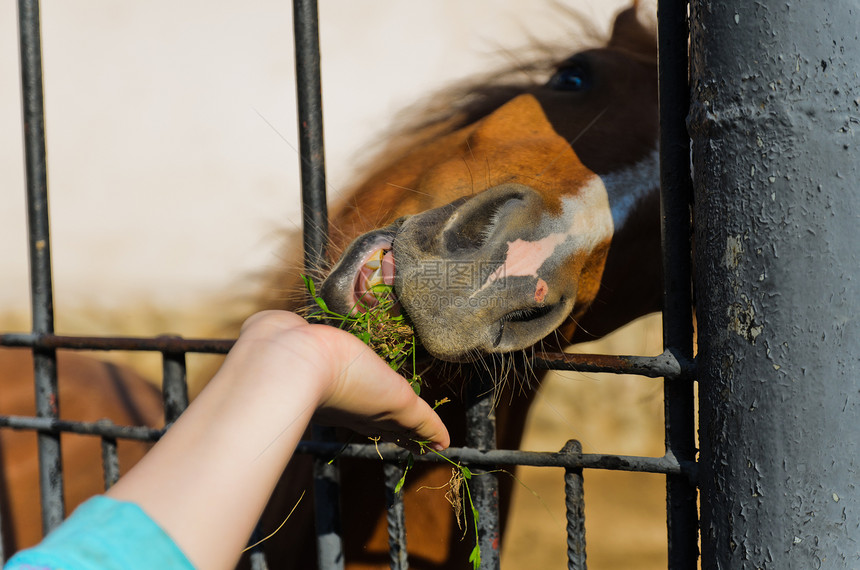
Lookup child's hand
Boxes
[237,311,450,451]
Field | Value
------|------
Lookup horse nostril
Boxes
[442,193,524,254]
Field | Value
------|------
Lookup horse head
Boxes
[321,3,660,364]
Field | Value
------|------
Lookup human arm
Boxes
[104,310,449,570]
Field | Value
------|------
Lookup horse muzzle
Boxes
[321,184,580,362]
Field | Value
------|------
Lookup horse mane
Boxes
[249,4,656,324]
[348,4,655,183]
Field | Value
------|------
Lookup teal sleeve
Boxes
[4,495,195,570]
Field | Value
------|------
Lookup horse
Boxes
[250,2,662,567]
[0,348,162,556]
[0,2,662,567]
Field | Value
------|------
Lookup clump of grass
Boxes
[301,275,422,394]
[302,276,481,567]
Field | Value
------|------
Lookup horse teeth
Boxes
[365,268,383,288]
[364,249,384,270]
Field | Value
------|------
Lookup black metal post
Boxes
[17,0,64,535]
[292,1,342,568]
[656,0,699,567]
[690,0,860,567]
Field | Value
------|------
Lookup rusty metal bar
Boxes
[0,415,163,441]
[100,436,121,490]
[383,463,409,569]
[0,495,4,564]
[531,349,690,378]
[0,332,235,353]
[562,441,586,570]
[291,1,343,568]
[1,333,692,380]
[161,344,190,424]
[247,528,270,570]
[17,0,64,535]
[465,375,500,569]
[0,417,689,475]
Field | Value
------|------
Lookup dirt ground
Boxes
[502,313,670,569]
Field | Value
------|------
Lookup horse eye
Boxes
[547,63,590,92]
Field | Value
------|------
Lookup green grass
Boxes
[302,275,422,394]
[302,275,481,568]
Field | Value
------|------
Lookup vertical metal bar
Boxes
[656,0,699,567]
[247,527,271,570]
[383,463,409,570]
[17,0,64,535]
[100,435,121,490]
[562,440,586,570]
[0,508,5,565]
[465,376,500,570]
[312,458,343,570]
[690,0,860,567]
[292,1,342,568]
[293,0,328,270]
[161,345,190,424]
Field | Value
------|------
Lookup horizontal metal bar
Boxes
[531,348,693,378]
[0,333,234,354]
[0,414,695,479]
[296,441,694,477]
[0,415,163,441]
[1,334,695,379]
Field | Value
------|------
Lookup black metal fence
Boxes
[1,0,701,568]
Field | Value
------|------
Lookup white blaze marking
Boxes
[487,233,566,281]
[478,147,659,292]
[482,175,613,289]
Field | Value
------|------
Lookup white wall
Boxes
[1,1,626,317]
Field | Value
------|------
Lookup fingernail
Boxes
[430,442,446,452]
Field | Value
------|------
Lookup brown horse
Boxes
[0,348,162,556]
[0,2,661,567]
[252,3,661,567]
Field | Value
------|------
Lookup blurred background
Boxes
[1,0,627,317]
[1,2,671,568]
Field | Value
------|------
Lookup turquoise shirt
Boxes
[5,496,194,570]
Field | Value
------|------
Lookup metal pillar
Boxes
[690,1,860,567]
[656,0,699,566]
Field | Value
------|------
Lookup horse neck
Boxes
[600,147,660,231]
[571,147,663,343]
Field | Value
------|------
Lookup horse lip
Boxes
[351,241,396,312]
[320,220,404,315]
[490,299,569,353]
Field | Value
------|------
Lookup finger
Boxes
[386,397,450,451]
[318,359,450,450]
